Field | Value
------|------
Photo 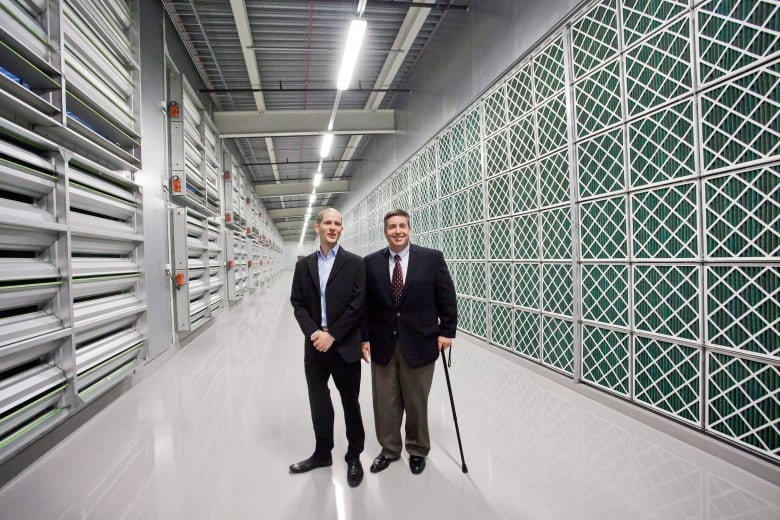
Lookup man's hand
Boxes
[437,336,453,352]
[361,342,371,363]
[312,330,335,352]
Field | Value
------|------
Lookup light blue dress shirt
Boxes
[317,244,339,327]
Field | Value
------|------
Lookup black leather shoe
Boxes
[409,455,426,475]
[369,454,399,473]
[346,459,364,487]
[289,455,332,473]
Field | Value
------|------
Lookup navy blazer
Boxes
[364,244,457,368]
[290,247,365,364]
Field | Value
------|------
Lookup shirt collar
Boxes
[388,243,410,260]
[317,244,339,260]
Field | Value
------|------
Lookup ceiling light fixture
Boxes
[337,19,367,90]
[313,173,322,187]
[320,132,334,158]
[357,0,367,17]
[309,193,316,204]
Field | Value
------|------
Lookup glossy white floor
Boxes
[1,272,778,519]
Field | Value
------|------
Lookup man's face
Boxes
[314,210,343,249]
[384,215,410,252]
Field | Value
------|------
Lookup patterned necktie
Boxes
[392,254,403,306]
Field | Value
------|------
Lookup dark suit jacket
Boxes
[290,247,365,364]
[364,244,457,368]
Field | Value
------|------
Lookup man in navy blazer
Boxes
[289,208,366,487]
[362,209,457,475]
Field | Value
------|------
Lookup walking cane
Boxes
[441,350,468,473]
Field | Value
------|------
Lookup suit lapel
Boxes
[378,248,393,303]
[401,244,418,304]
[326,247,347,286]
[307,253,319,288]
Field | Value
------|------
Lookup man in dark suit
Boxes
[362,209,458,475]
[289,207,367,487]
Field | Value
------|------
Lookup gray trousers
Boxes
[371,343,435,458]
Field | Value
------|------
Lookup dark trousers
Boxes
[304,346,365,461]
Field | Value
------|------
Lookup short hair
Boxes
[384,209,410,228]
[316,207,342,224]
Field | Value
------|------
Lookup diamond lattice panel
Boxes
[450,261,466,295]
[439,130,452,165]
[705,166,780,259]
[490,262,513,304]
[707,352,779,458]
[537,94,568,155]
[458,296,472,332]
[514,213,540,260]
[571,0,619,80]
[453,190,469,226]
[633,183,698,258]
[509,114,537,168]
[539,151,570,207]
[508,63,534,120]
[533,37,566,101]
[625,18,692,117]
[453,225,469,260]
[441,195,455,229]
[490,304,514,349]
[580,196,628,259]
[635,265,700,341]
[707,266,779,358]
[578,127,626,199]
[452,155,468,190]
[635,335,700,424]
[469,186,484,223]
[485,86,507,136]
[489,219,512,260]
[582,264,629,326]
[582,325,630,396]
[575,60,623,138]
[470,262,488,300]
[701,64,780,171]
[440,163,455,197]
[467,148,483,186]
[622,0,688,47]
[515,262,540,309]
[542,316,574,374]
[542,208,571,260]
[698,0,780,85]
[485,131,509,177]
[629,100,696,187]
[464,109,481,150]
[472,299,488,339]
[543,263,573,317]
[469,223,485,260]
[487,173,512,219]
[515,309,541,359]
[513,164,539,214]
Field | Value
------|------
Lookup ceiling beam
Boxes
[327,1,435,205]
[255,180,349,198]
[213,110,395,138]
[269,206,329,219]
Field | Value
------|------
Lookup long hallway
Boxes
[1,273,778,519]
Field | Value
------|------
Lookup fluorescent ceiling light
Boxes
[309,193,316,203]
[337,19,367,90]
[313,173,322,187]
[320,132,334,158]
[357,0,367,16]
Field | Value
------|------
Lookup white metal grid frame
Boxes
[344,0,780,461]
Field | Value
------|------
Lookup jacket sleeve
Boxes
[434,251,458,338]
[290,260,319,338]
[327,255,366,342]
